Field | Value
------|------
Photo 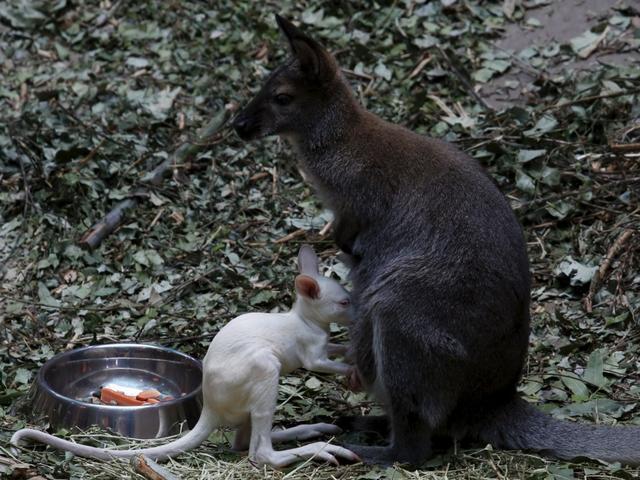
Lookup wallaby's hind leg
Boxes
[347,313,459,466]
[247,364,359,468]
[336,414,389,437]
[346,410,432,466]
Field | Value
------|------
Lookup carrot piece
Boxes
[136,389,161,401]
[145,398,160,404]
[100,387,145,406]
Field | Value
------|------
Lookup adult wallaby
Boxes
[12,246,359,468]
[232,14,640,466]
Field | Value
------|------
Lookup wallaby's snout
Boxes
[232,113,259,141]
[232,94,266,141]
[233,14,347,144]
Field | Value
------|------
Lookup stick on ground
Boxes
[79,108,228,250]
[131,454,181,480]
[583,229,634,312]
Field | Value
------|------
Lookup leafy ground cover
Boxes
[0,0,639,478]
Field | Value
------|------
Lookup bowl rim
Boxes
[36,343,203,411]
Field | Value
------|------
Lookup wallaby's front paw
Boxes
[346,366,364,392]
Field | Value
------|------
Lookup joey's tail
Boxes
[475,396,640,465]
[10,410,219,462]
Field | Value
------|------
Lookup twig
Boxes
[54,100,134,149]
[79,108,228,250]
[0,294,142,312]
[0,456,47,480]
[274,229,306,244]
[78,198,138,250]
[544,87,640,112]
[159,331,217,345]
[519,176,640,208]
[484,450,507,480]
[76,138,106,168]
[436,46,492,112]
[583,229,634,313]
[319,220,333,237]
[610,143,640,154]
[342,68,375,96]
[131,454,181,480]
[0,146,31,280]
[408,54,432,79]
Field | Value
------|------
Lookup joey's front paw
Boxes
[346,366,364,392]
[327,343,349,356]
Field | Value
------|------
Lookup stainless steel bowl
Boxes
[28,343,202,439]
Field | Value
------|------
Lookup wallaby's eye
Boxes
[339,299,351,307]
[274,93,293,106]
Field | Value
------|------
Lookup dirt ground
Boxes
[483,0,635,108]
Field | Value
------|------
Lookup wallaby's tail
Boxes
[475,396,640,465]
[10,410,218,461]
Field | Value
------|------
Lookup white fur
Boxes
[11,246,358,468]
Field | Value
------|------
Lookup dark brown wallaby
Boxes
[233,14,640,466]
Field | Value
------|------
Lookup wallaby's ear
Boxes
[275,14,335,83]
[295,274,320,300]
[298,244,319,276]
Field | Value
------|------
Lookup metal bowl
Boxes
[28,343,202,439]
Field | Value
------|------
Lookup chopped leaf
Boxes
[584,350,606,388]
[38,282,60,307]
[517,149,546,163]
[554,257,597,287]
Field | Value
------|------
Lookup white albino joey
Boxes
[295,244,352,324]
[11,245,358,468]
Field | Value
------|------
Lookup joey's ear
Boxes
[295,274,320,300]
[298,244,319,276]
[275,14,336,83]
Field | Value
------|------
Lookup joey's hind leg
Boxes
[234,418,341,451]
[235,420,341,450]
[247,366,358,468]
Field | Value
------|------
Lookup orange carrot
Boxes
[100,387,145,406]
[145,398,160,404]
[136,389,161,401]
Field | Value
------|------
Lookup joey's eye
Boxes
[339,299,351,307]
[274,93,293,106]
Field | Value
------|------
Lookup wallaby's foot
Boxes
[344,443,429,467]
[336,415,389,437]
[343,444,394,466]
[271,423,342,443]
[252,442,360,468]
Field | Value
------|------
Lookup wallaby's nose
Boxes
[232,115,255,140]
[232,116,248,131]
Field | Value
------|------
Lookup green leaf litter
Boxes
[0,0,639,478]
